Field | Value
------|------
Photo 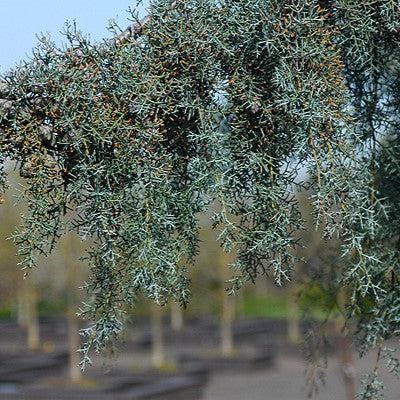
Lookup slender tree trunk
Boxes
[17,282,27,327]
[287,288,300,344]
[336,290,355,400]
[219,250,235,357]
[64,235,82,382]
[151,303,165,368]
[220,291,234,356]
[170,301,184,331]
[67,308,81,382]
[25,283,40,351]
[337,332,356,400]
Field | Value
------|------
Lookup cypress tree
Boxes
[0,1,399,395]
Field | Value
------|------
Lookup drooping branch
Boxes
[0,3,399,394]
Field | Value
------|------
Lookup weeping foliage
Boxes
[0,0,399,386]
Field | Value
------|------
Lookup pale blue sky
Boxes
[0,1,148,73]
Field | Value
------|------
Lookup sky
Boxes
[0,1,148,73]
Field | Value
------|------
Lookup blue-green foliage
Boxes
[0,1,399,389]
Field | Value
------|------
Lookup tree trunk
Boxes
[64,234,82,382]
[151,303,165,368]
[67,308,81,382]
[220,290,234,356]
[337,332,356,400]
[25,283,40,351]
[219,250,235,357]
[170,301,184,331]
[17,282,27,327]
[287,288,300,344]
[336,290,355,400]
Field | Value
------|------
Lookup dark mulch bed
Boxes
[0,374,205,400]
[0,347,208,400]
[178,346,275,372]
[0,351,68,382]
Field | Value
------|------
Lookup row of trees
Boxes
[0,178,360,399]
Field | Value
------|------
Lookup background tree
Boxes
[58,233,86,383]
[0,170,42,351]
[169,301,184,331]
[150,302,166,369]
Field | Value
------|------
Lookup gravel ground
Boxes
[202,354,399,400]
[1,319,398,400]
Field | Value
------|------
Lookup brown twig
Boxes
[113,0,178,45]
[114,15,152,45]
